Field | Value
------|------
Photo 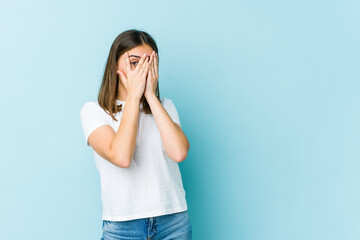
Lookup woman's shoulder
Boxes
[160,96,174,106]
[80,101,108,116]
[81,101,100,111]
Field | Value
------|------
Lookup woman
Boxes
[80,29,192,240]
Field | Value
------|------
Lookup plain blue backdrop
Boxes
[1,0,359,239]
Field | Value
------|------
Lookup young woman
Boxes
[80,29,192,240]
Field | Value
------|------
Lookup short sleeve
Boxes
[164,98,182,128]
[80,102,111,147]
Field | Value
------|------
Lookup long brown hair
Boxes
[98,29,160,121]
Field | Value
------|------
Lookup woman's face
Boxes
[117,44,155,86]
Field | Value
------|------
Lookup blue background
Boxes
[1,0,359,239]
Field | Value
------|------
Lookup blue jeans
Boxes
[101,210,192,240]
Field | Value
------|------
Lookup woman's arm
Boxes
[146,94,190,163]
[88,52,150,168]
[88,97,140,168]
[110,96,141,166]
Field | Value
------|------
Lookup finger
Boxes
[154,52,158,77]
[148,51,154,65]
[139,55,150,76]
[149,62,154,80]
[118,70,127,80]
[141,61,150,79]
[147,53,153,74]
[118,71,127,88]
[135,53,148,73]
[146,62,151,82]
[145,58,152,80]
[150,55,155,77]
[124,52,131,72]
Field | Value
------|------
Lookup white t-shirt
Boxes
[80,97,188,221]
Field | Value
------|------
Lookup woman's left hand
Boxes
[144,51,159,99]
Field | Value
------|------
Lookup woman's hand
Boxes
[144,51,159,99]
[117,52,150,101]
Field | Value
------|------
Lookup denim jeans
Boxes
[101,210,192,240]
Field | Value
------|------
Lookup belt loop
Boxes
[148,217,154,228]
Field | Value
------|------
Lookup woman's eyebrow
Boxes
[129,55,141,58]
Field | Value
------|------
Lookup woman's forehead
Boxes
[127,45,154,58]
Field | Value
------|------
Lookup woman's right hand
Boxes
[117,52,150,101]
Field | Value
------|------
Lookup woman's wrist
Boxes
[126,94,141,103]
[145,92,157,101]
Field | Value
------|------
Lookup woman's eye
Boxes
[131,61,138,66]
